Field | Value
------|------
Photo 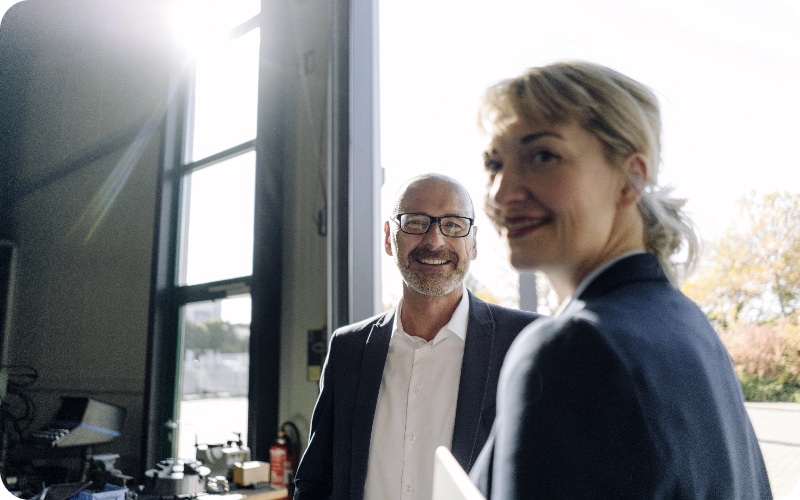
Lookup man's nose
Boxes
[421,221,447,246]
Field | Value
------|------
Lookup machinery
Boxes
[29,398,126,448]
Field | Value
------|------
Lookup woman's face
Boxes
[484,119,636,289]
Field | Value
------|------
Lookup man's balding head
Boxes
[392,174,475,219]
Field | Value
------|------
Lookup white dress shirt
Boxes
[363,288,470,500]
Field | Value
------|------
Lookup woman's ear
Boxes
[619,153,648,207]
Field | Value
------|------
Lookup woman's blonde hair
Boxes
[478,61,699,283]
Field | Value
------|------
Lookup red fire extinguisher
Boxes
[269,431,289,487]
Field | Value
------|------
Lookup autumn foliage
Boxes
[716,315,800,402]
[683,192,800,401]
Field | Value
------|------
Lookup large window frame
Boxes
[336,0,536,326]
[146,0,501,469]
[144,4,285,467]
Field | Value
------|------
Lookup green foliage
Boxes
[683,191,800,401]
[183,318,250,353]
[738,373,800,403]
[717,314,800,402]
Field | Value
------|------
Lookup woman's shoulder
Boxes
[497,311,643,418]
[502,310,612,379]
[505,285,736,413]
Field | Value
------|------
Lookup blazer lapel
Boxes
[451,291,494,471]
[350,312,394,500]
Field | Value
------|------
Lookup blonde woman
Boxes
[469,62,771,499]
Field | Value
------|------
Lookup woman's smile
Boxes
[500,215,552,239]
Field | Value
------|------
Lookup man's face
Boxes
[384,179,478,297]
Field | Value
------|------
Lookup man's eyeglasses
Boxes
[391,213,474,238]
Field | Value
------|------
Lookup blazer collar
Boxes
[450,290,494,471]
[579,252,669,301]
[392,286,470,343]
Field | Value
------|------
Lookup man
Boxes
[294,174,541,500]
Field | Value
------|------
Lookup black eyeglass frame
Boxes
[390,213,475,238]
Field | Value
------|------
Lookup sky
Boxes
[379,0,800,307]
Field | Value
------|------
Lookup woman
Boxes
[468,62,771,499]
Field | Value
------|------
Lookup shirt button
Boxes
[409,434,415,441]
[412,387,419,394]
[420,347,427,353]
[406,485,413,492]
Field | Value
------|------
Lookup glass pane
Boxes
[177,295,251,460]
[191,28,260,162]
[180,151,255,286]
[171,0,261,54]
[379,0,800,313]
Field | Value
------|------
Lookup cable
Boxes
[2,365,38,388]
[1,366,39,435]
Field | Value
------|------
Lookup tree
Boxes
[465,273,501,305]
[183,318,250,353]
[683,192,800,324]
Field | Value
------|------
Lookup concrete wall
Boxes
[274,0,331,450]
[0,0,331,478]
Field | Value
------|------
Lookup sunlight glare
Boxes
[167,0,260,57]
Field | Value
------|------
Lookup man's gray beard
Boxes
[395,255,468,296]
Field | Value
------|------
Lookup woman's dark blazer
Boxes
[470,253,772,499]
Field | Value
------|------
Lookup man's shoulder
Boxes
[485,301,542,323]
[467,292,543,344]
[332,309,394,339]
[469,292,542,324]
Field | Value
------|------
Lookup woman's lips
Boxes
[502,216,550,238]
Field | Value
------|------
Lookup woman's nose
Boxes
[489,165,525,208]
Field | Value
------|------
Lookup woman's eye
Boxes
[533,150,557,163]
[484,158,502,173]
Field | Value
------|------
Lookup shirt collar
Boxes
[392,284,470,344]
[555,250,646,316]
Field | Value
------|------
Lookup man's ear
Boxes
[384,221,393,256]
[469,226,478,260]
[619,153,648,207]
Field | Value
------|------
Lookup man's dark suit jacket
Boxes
[294,290,541,500]
[470,253,772,499]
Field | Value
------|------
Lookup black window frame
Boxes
[143,7,283,468]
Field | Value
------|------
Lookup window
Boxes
[177,296,251,458]
[379,0,800,315]
[379,1,534,311]
[148,0,262,461]
[173,4,259,457]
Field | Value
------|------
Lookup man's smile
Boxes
[416,257,450,265]
[407,247,459,270]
